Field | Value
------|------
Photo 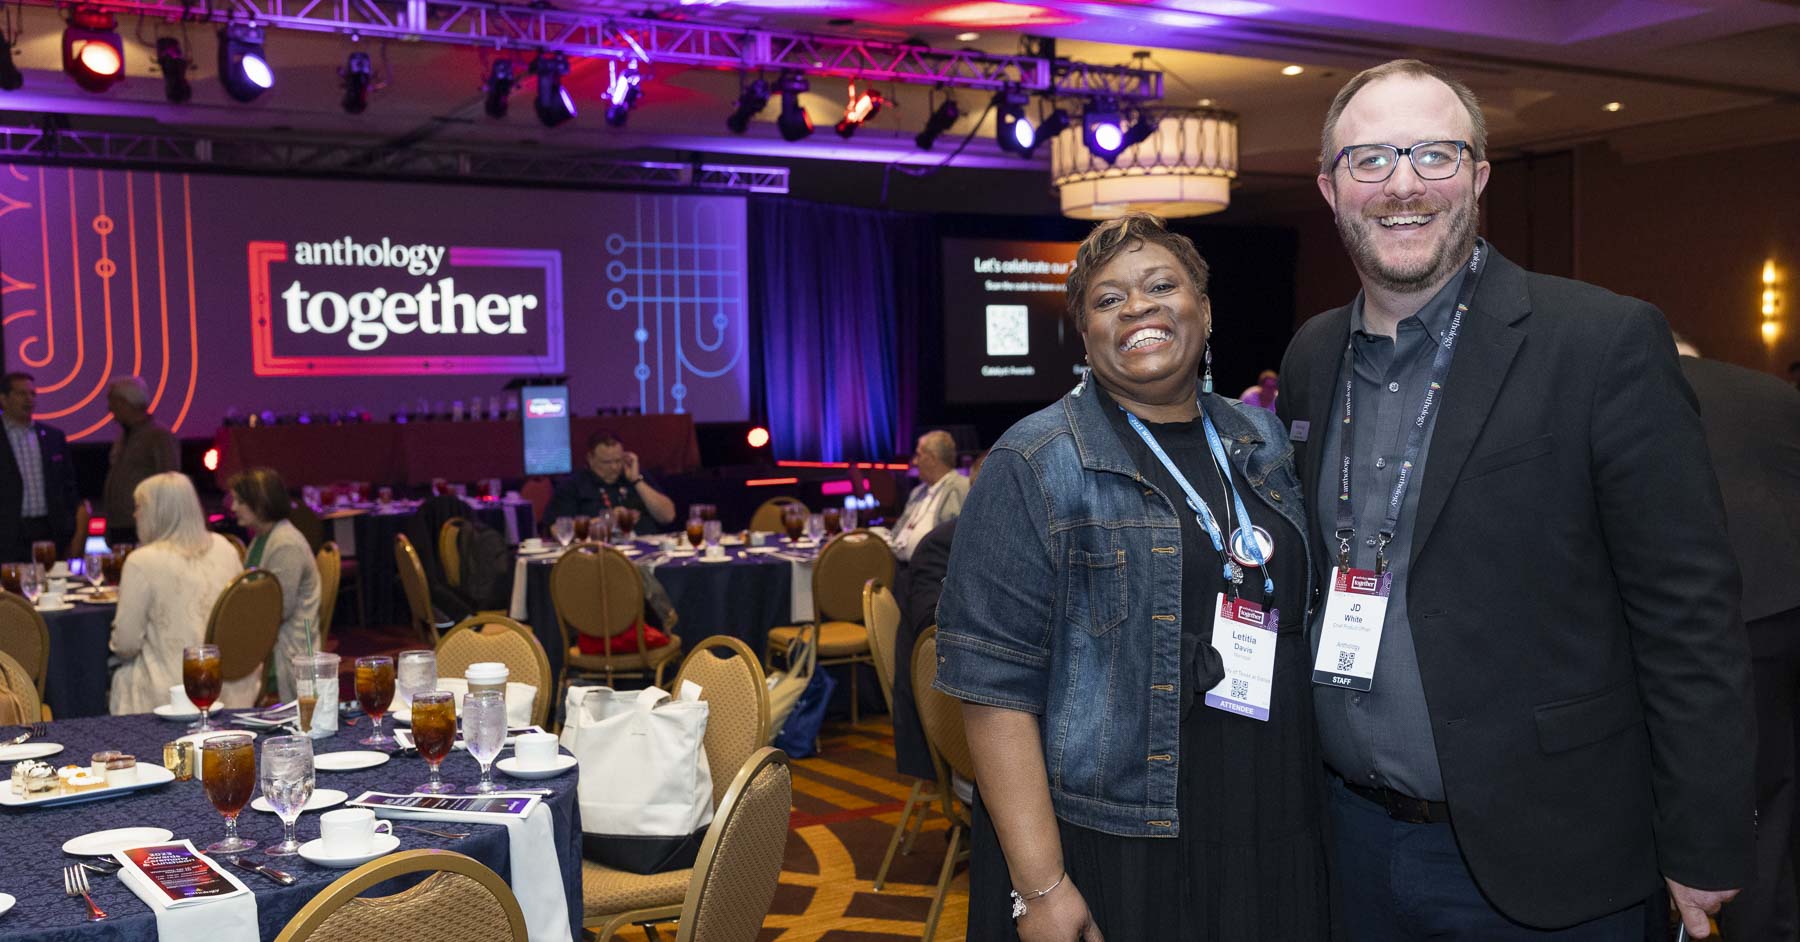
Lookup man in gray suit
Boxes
[889,429,967,563]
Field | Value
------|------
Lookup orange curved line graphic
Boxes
[172,174,198,434]
[0,273,36,294]
[68,410,114,440]
[3,309,38,327]
[40,170,115,419]
[38,170,87,393]
[7,166,26,182]
[0,189,30,221]
[149,174,171,415]
[127,173,142,377]
[18,168,54,368]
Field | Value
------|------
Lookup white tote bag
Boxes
[560,682,714,873]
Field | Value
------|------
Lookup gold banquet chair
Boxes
[585,748,793,942]
[912,626,975,942]
[273,849,527,942]
[435,614,555,729]
[764,529,895,724]
[552,543,681,693]
[396,534,453,646]
[205,568,285,704]
[863,580,944,891]
[439,518,471,589]
[315,542,343,651]
[0,649,52,722]
[583,636,770,938]
[747,497,805,534]
[0,591,50,700]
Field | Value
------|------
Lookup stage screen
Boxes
[520,383,573,476]
[941,237,1084,404]
[0,165,750,441]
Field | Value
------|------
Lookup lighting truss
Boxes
[6,0,1162,100]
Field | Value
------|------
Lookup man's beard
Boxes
[1336,189,1479,295]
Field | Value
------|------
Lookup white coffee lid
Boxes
[465,662,509,683]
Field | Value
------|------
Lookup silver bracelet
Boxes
[1009,870,1066,920]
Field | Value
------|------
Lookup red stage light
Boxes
[61,7,124,93]
[747,426,770,449]
[820,480,854,496]
[203,447,220,471]
[745,477,799,487]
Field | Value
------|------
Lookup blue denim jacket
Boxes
[934,376,1312,837]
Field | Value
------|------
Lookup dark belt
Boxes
[1343,778,1452,825]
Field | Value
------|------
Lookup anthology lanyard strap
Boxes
[1124,407,1274,599]
[1333,241,1486,572]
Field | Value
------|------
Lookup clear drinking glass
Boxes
[842,507,858,532]
[702,519,722,548]
[354,655,396,747]
[551,517,575,548]
[806,513,825,543]
[410,690,457,794]
[293,652,340,737]
[462,690,507,794]
[259,735,314,856]
[396,650,437,711]
[184,643,223,732]
[202,733,257,853]
[83,552,106,589]
[17,563,41,604]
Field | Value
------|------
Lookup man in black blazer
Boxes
[1676,338,1800,940]
[1279,60,1753,939]
[0,372,79,562]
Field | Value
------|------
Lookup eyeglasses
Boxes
[1333,140,1469,183]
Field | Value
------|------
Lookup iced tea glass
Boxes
[354,655,396,747]
[410,690,457,794]
[686,520,705,549]
[31,540,57,570]
[183,643,223,732]
[202,732,258,853]
[573,515,591,542]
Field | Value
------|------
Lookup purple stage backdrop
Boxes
[0,164,750,440]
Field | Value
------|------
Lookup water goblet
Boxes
[396,649,437,711]
[551,517,575,548]
[843,507,859,532]
[703,519,722,548]
[806,513,825,544]
[83,551,107,589]
[202,733,258,853]
[17,563,42,605]
[259,735,314,856]
[462,690,507,794]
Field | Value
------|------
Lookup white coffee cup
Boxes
[38,591,64,608]
[520,537,545,553]
[704,544,726,560]
[513,731,560,769]
[319,808,393,857]
[169,685,199,712]
[465,662,509,697]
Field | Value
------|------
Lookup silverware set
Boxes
[225,855,296,886]
[394,824,471,840]
[2,722,48,746]
[62,865,106,921]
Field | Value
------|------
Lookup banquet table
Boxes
[0,710,583,941]
[42,603,117,719]
[330,501,535,627]
[510,540,815,686]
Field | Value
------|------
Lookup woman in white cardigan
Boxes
[229,467,322,702]
[109,472,257,714]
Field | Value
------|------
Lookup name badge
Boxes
[1289,419,1311,442]
[1204,593,1278,721]
[1310,567,1392,692]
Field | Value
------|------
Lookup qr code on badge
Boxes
[1337,651,1356,672]
[1230,678,1249,700]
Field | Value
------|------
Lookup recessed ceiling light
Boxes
[1280,65,1304,76]
[956,31,980,42]
[1602,101,1623,112]
[1197,97,1214,107]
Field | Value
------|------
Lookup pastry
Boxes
[14,760,57,796]
[61,770,106,793]
[91,750,122,778]
[102,754,138,786]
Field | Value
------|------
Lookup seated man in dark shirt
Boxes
[544,431,677,535]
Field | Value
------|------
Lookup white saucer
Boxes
[666,549,696,557]
[0,892,13,917]
[62,826,174,857]
[298,832,400,868]
[0,741,62,761]
[314,751,390,771]
[697,555,732,564]
[251,788,347,814]
[152,704,201,721]
[496,754,577,779]
[617,547,642,556]
[34,601,73,613]
[743,546,781,554]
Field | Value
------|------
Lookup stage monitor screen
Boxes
[941,238,1083,404]
[520,384,573,475]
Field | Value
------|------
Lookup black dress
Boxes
[968,390,1328,940]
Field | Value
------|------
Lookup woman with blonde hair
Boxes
[109,472,256,714]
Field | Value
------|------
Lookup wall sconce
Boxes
[1762,259,1782,346]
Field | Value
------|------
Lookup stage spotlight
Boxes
[834,81,883,138]
[915,95,959,150]
[775,71,811,142]
[217,23,273,102]
[1083,98,1126,161]
[747,426,770,449]
[531,52,575,127]
[154,37,191,103]
[993,86,1035,157]
[339,51,372,114]
[482,59,515,119]
[725,77,769,134]
[603,59,642,128]
[2,40,25,92]
[61,8,124,94]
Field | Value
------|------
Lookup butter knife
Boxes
[226,856,296,886]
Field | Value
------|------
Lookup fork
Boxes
[395,824,470,839]
[2,722,46,747]
[64,864,107,921]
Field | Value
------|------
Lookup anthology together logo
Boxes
[248,236,565,376]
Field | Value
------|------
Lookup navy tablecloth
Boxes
[0,710,582,941]
[42,604,116,719]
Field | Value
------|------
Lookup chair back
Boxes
[288,502,327,555]
[812,530,895,624]
[436,615,554,728]
[223,532,247,563]
[519,477,553,522]
[315,542,342,650]
[0,592,49,698]
[910,627,975,783]
[748,497,805,533]
[0,649,44,724]
[205,568,285,685]
[67,500,91,560]
[861,580,901,711]
[549,544,644,648]
[273,849,528,942]
[438,518,471,589]
[674,748,793,942]
[673,637,770,808]
[394,534,439,645]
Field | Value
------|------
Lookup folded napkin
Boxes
[368,801,570,942]
[509,558,532,621]
[112,841,260,942]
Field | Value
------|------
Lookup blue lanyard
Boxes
[1125,405,1275,599]
[1333,241,1486,572]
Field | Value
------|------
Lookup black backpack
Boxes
[454,520,512,612]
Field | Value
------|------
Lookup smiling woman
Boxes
[935,213,1326,941]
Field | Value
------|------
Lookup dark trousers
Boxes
[1719,606,1800,942]
[5,515,52,562]
[1331,778,1658,940]
[104,525,137,548]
